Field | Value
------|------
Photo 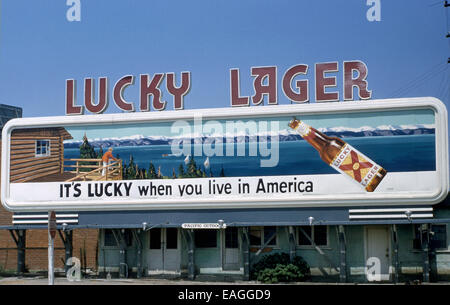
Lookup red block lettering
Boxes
[140,74,165,111]
[113,75,135,112]
[66,79,83,115]
[315,62,339,102]
[230,68,249,107]
[166,72,190,110]
[343,61,371,100]
[84,77,108,114]
[282,64,309,103]
[251,66,277,105]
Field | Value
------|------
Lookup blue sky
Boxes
[0,0,448,120]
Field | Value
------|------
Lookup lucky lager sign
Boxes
[1,97,448,212]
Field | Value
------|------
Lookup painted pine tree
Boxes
[178,164,185,178]
[79,133,98,172]
[148,162,157,179]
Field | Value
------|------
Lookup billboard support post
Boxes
[48,211,56,285]
[241,227,250,281]
[421,224,431,283]
[338,225,347,283]
[391,224,399,284]
[186,229,195,280]
[58,229,73,275]
[288,226,296,262]
[9,229,26,274]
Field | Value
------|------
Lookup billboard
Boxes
[1,97,448,212]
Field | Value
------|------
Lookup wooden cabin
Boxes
[9,127,73,183]
[7,127,122,183]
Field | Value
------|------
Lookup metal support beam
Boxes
[241,227,250,280]
[429,240,438,282]
[420,224,430,283]
[288,226,296,262]
[391,224,399,283]
[112,229,128,278]
[58,229,73,275]
[185,229,195,280]
[132,229,143,278]
[338,225,347,283]
[254,231,276,256]
[9,229,26,274]
[299,226,339,274]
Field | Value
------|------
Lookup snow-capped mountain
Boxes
[63,124,435,148]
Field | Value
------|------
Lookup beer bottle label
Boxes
[294,121,312,137]
[330,144,382,190]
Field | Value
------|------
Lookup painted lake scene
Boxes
[63,109,437,180]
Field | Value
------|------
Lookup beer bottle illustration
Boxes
[288,118,387,192]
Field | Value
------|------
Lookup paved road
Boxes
[1,276,447,285]
[0,276,261,285]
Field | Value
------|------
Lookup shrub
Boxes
[251,252,310,282]
[257,264,305,284]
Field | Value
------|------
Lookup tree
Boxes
[148,162,157,179]
[157,166,162,179]
[134,164,140,179]
[79,133,97,172]
[125,155,136,180]
[97,146,104,159]
[79,133,97,159]
[178,164,185,178]
[178,157,210,178]
[187,156,198,177]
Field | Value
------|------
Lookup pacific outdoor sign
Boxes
[65,61,371,114]
[1,98,448,212]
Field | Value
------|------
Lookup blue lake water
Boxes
[64,134,436,177]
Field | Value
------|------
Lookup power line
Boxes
[390,65,446,98]
[443,1,450,62]
[436,66,449,97]
[389,62,447,97]
[391,65,448,98]
[392,67,448,98]
[429,0,443,7]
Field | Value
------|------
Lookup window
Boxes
[35,140,50,157]
[249,226,277,247]
[103,229,116,247]
[166,228,178,249]
[297,226,328,247]
[149,228,161,249]
[123,229,133,247]
[413,224,447,250]
[103,229,133,247]
[225,227,239,249]
[195,230,217,248]
[431,225,448,250]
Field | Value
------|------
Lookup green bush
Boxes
[251,252,310,282]
[257,264,306,284]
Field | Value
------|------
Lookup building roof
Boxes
[11,127,73,140]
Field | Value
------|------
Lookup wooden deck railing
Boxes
[64,158,123,181]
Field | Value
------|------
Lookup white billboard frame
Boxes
[1,97,448,212]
